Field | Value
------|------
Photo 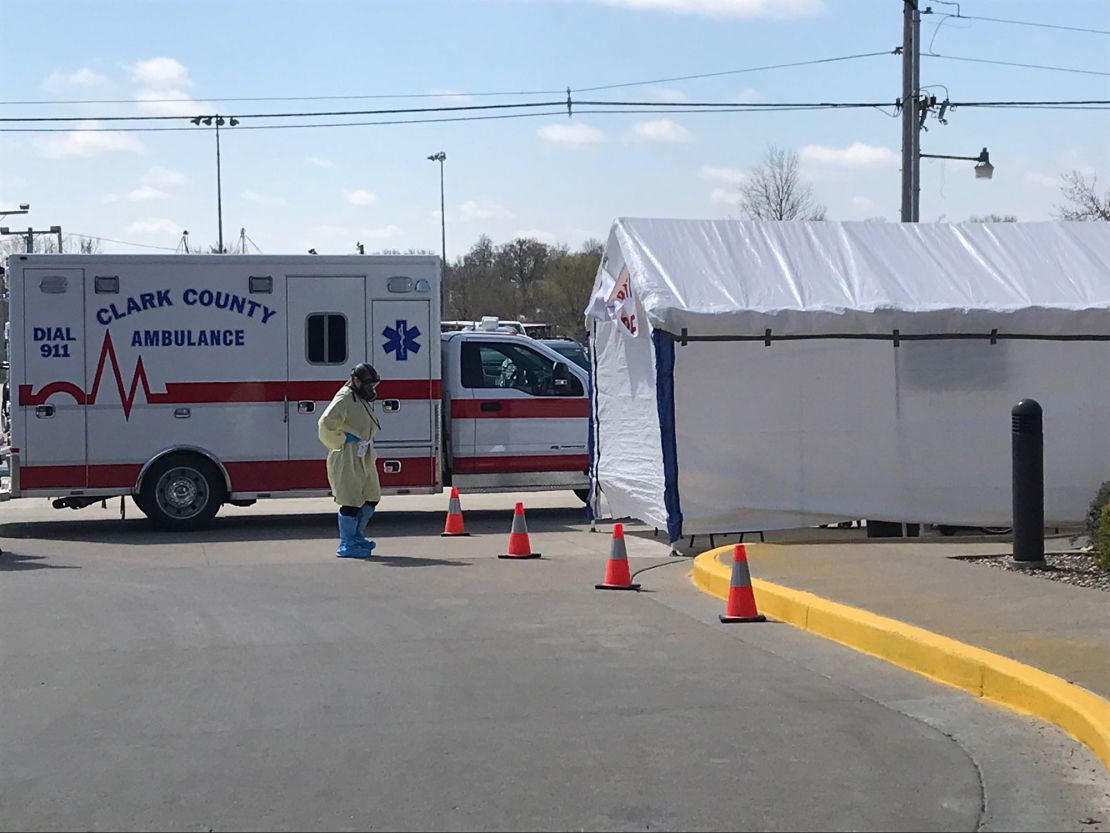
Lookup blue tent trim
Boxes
[652,329,683,543]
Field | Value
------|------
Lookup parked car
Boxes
[540,338,590,372]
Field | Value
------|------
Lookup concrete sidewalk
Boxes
[688,528,1110,770]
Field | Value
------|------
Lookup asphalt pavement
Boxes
[1,492,1107,831]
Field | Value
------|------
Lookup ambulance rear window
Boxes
[306,313,348,364]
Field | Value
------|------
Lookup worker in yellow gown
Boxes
[318,363,382,558]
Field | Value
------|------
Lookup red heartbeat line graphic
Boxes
[19,333,441,419]
[87,330,167,419]
[19,331,167,420]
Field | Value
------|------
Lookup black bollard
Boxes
[1011,399,1045,565]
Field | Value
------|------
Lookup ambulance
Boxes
[0,254,590,529]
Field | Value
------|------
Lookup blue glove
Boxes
[344,432,360,443]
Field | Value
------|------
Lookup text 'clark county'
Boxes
[95,289,277,327]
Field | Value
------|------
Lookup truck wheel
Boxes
[574,488,591,504]
[138,453,225,531]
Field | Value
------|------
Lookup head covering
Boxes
[350,363,381,400]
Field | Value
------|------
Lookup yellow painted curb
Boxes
[694,545,1110,772]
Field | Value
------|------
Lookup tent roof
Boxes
[589,218,1110,337]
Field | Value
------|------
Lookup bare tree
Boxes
[968,214,1018,223]
[739,145,826,221]
[1056,171,1110,221]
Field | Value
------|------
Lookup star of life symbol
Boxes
[383,319,422,361]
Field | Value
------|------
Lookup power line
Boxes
[0,99,568,123]
[924,52,1110,77]
[571,50,896,92]
[0,102,897,133]
[0,89,564,106]
[64,233,180,252]
[924,10,1110,37]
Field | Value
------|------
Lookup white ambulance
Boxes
[0,254,590,529]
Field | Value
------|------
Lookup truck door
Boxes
[19,269,87,488]
[286,276,367,488]
[453,338,588,476]
[368,298,438,490]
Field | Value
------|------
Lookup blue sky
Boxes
[2,0,1108,257]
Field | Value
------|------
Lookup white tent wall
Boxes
[591,317,669,531]
[671,336,1110,534]
[586,219,1110,541]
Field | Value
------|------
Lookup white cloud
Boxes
[142,166,187,188]
[345,189,377,206]
[134,89,210,117]
[127,57,192,88]
[630,119,693,143]
[710,187,743,206]
[516,229,558,244]
[242,190,286,207]
[598,0,823,18]
[361,224,403,240]
[800,142,898,168]
[538,123,605,146]
[123,186,170,202]
[127,218,180,235]
[700,165,746,185]
[43,67,108,92]
[309,156,334,168]
[460,200,514,222]
[37,123,145,159]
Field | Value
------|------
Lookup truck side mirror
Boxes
[553,361,570,391]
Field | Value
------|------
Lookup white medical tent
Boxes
[585,218,1110,542]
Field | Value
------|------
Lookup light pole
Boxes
[919,147,993,179]
[191,115,239,253]
[427,151,447,313]
[0,203,29,222]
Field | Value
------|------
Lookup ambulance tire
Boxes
[138,453,226,531]
[574,488,590,504]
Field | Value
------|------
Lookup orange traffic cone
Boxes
[441,487,470,537]
[595,523,640,591]
[498,502,541,559]
[719,544,766,623]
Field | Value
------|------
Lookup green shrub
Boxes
[1097,503,1110,573]
[1086,480,1110,540]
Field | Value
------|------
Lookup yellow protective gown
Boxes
[318,384,381,507]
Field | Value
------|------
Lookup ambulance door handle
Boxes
[174,408,191,419]
[480,401,502,412]
[382,399,400,413]
[297,401,316,414]
[282,395,289,424]
[34,404,55,419]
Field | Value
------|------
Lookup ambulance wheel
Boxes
[574,488,591,504]
[139,453,226,531]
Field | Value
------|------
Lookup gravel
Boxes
[958,550,1110,591]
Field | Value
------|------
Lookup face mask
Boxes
[356,380,379,401]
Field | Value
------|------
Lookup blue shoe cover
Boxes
[336,513,373,558]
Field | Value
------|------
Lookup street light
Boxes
[427,151,447,267]
[427,151,447,317]
[920,147,993,180]
[191,115,240,253]
[0,203,29,221]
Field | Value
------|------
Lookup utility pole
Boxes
[900,0,920,223]
[0,225,62,253]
